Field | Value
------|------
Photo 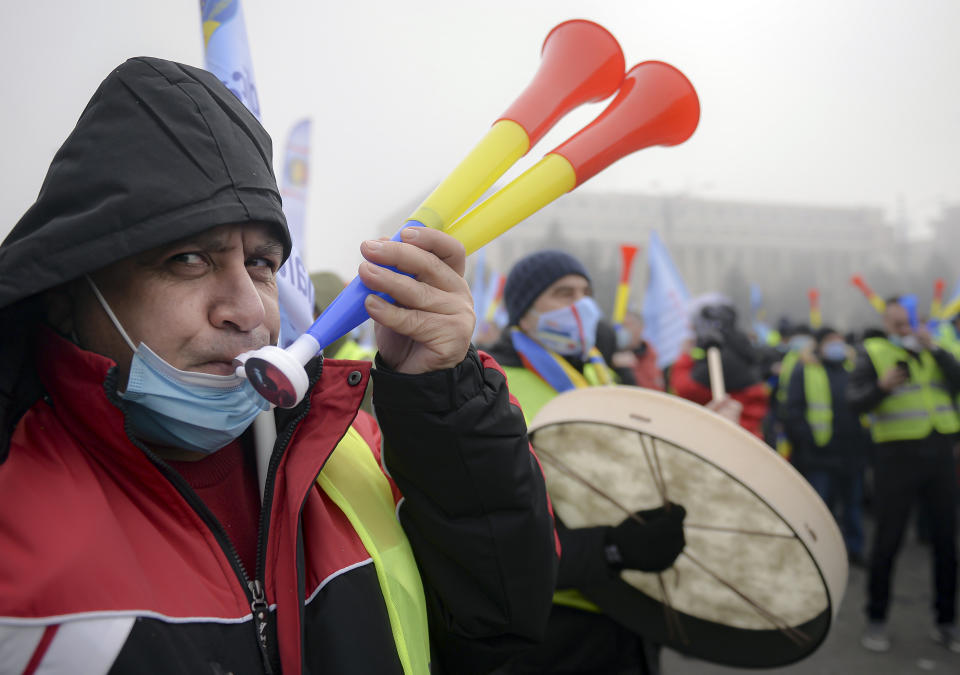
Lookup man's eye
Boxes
[170,252,206,266]
[247,257,278,272]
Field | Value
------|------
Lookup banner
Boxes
[280,119,311,253]
[641,231,692,369]
[199,0,314,347]
[750,283,771,343]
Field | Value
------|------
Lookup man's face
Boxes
[884,304,912,337]
[72,223,283,386]
[818,334,844,357]
[518,274,591,336]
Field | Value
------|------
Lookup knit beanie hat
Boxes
[504,249,591,326]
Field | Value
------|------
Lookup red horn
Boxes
[551,61,701,186]
[498,20,625,147]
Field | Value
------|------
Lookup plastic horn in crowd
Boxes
[808,287,822,329]
[242,41,701,409]
[236,19,624,407]
[850,274,886,314]
[445,61,700,254]
[612,244,639,328]
[942,296,960,322]
[931,278,945,320]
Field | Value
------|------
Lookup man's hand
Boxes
[878,365,909,392]
[706,395,743,425]
[358,227,475,374]
[606,503,686,572]
[611,351,638,368]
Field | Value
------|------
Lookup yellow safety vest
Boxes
[802,360,857,447]
[317,428,431,674]
[777,349,802,406]
[936,323,960,358]
[803,363,833,447]
[333,340,377,361]
[863,338,960,443]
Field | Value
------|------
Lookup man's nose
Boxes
[209,266,266,332]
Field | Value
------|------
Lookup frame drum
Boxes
[528,386,847,667]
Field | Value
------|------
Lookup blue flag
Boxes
[899,293,919,330]
[749,284,762,320]
[642,231,692,369]
[280,119,311,254]
[200,0,314,348]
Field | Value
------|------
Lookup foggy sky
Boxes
[2,0,958,279]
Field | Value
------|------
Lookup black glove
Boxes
[605,504,686,573]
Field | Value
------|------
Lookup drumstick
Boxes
[706,346,726,402]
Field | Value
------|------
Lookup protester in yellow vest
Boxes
[770,324,815,459]
[783,327,869,566]
[0,59,558,675]
[847,298,960,654]
[486,249,685,675]
[936,313,960,359]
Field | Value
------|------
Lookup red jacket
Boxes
[0,330,557,674]
[669,352,769,438]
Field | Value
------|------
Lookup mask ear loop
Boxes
[84,275,138,354]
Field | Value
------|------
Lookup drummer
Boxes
[487,249,686,674]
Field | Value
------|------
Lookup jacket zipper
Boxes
[247,357,321,672]
[248,579,270,656]
[104,364,328,675]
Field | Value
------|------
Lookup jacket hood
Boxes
[0,56,290,310]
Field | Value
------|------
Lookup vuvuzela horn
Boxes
[445,61,700,254]
[248,60,701,408]
[238,20,624,407]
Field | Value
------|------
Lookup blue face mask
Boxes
[86,277,269,454]
[532,296,602,357]
[789,335,814,352]
[889,333,920,352]
[821,341,848,362]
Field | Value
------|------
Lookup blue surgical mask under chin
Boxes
[85,276,269,454]
[533,296,602,358]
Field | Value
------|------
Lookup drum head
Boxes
[528,386,847,668]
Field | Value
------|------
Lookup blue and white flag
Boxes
[280,119,311,254]
[749,284,763,320]
[749,283,771,343]
[200,0,314,348]
[641,231,692,369]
